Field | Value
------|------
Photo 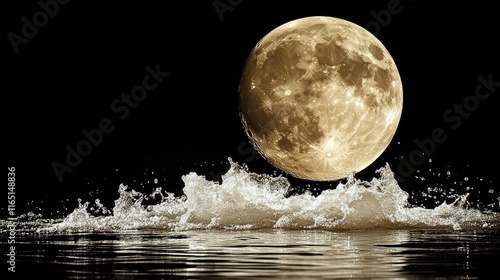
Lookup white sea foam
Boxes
[15,158,500,233]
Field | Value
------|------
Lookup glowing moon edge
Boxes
[238,16,403,181]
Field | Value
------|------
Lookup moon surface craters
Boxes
[239,16,403,181]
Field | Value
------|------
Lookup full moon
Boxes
[238,16,403,181]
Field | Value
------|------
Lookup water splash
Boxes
[8,159,500,233]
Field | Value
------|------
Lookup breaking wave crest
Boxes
[10,159,500,233]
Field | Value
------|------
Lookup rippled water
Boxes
[5,229,500,279]
[2,159,499,278]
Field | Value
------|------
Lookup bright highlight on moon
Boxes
[238,16,403,181]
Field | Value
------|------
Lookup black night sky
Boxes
[4,0,499,218]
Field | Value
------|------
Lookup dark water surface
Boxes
[4,228,499,279]
[3,162,499,279]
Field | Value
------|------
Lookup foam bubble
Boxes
[10,158,499,233]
